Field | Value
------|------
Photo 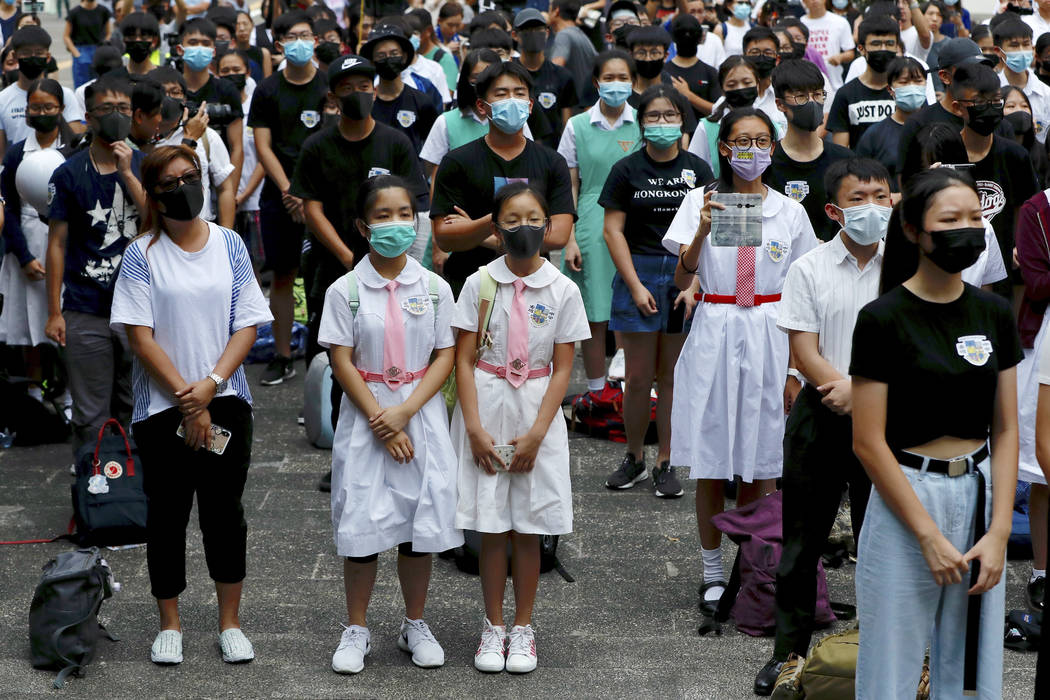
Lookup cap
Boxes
[936,37,995,71]
[327,54,376,89]
[360,24,415,65]
[513,8,546,28]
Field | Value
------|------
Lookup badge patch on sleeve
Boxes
[956,335,993,366]
[528,303,555,327]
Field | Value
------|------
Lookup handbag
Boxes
[71,419,147,546]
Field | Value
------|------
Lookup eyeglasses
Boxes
[90,104,132,116]
[632,48,665,60]
[498,217,547,229]
[155,170,202,194]
[955,98,1005,108]
[283,31,314,41]
[783,90,827,106]
[373,50,404,61]
[27,103,60,115]
[865,39,898,50]
[745,49,777,58]
[641,110,681,123]
[724,134,773,149]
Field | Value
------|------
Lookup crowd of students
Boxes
[7,0,1050,694]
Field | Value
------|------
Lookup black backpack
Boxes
[71,419,147,546]
[28,548,118,688]
[447,531,574,582]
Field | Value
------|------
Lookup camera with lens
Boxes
[184,101,235,125]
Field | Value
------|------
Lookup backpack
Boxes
[29,547,118,689]
[303,352,334,449]
[71,419,147,547]
[1004,609,1042,651]
[795,626,930,699]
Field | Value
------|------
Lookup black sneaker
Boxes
[261,355,296,386]
[605,453,647,489]
[1027,575,1045,613]
[318,470,332,492]
[754,656,786,696]
[652,461,684,498]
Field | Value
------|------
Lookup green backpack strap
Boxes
[345,271,359,318]
[474,265,498,361]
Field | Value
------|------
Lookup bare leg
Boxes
[510,532,541,627]
[397,553,432,620]
[216,581,244,631]
[737,479,777,508]
[621,332,659,460]
[696,478,725,550]
[157,597,181,632]
[581,321,608,385]
[655,332,688,464]
[1031,484,1048,571]
[480,532,509,626]
[344,558,378,627]
[269,268,298,358]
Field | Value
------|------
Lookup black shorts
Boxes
[259,194,304,275]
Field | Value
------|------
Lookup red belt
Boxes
[358,365,428,387]
[694,293,782,306]
[476,359,552,381]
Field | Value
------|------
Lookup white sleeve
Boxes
[229,232,272,330]
[420,113,449,167]
[451,273,481,332]
[206,129,235,186]
[318,275,356,348]
[109,240,153,330]
[688,123,710,163]
[1038,320,1050,384]
[433,277,456,349]
[554,279,592,344]
[556,118,578,169]
[839,18,855,51]
[63,87,86,122]
[776,258,820,333]
[981,222,1008,286]
[431,63,452,104]
[662,187,703,254]
[788,204,819,261]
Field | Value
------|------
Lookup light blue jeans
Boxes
[855,454,1004,700]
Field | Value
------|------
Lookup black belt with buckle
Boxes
[894,443,989,477]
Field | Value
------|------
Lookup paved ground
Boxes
[0,358,1040,699]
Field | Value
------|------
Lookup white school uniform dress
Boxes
[318,255,463,557]
[662,186,818,482]
[450,257,590,535]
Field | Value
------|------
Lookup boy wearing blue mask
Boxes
[856,56,929,189]
[993,16,1050,143]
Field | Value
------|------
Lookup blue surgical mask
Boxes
[284,39,315,67]
[733,2,751,19]
[1005,49,1034,74]
[893,84,926,112]
[837,202,892,246]
[368,220,417,258]
[182,45,214,72]
[644,124,682,148]
[598,80,632,107]
[832,0,848,8]
[410,34,421,50]
[486,97,530,134]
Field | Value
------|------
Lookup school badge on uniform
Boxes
[367,167,391,178]
[397,110,417,127]
[956,335,993,366]
[784,181,809,201]
[528,303,555,327]
[618,140,634,152]
[765,239,788,263]
[300,110,320,128]
[681,169,696,188]
[402,296,430,315]
[538,92,556,109]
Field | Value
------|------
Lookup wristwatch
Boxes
[786,368,804,384]
[208,372,228,393]
[181,137,198,149]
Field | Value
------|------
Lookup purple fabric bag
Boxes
[711,490,836,636]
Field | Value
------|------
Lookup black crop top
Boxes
[849,284,1023,452]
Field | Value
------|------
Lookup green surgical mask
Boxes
[643,124,682,148]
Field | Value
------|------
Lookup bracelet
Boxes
[786,368,804,383]
[181,137,198,149]
[679,249,698,274]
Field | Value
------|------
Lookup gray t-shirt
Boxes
[550,26,597,105]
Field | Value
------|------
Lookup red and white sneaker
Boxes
[505,624,537,673]
[473,618,506,673]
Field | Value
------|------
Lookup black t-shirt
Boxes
[371,84,439,156]
[765,142,854,242]
[68,5,111,46]
[430,137,576,289]
[855,115,906,191]
[521,59,577,150]
[896,101,1014,177]
[826,78,894,149]
[628,89,698,141]
[661,60,722,121]
[850,283,1023,452]
[290,121,428,284]
[970,135,1040,286]
[186,74,244,146]
[598,148,715,256]
[247,70,329,200]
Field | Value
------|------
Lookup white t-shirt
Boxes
[238,93,261,212]
[110,222,273,422]
[698,32,727,70]
[901,25,932,64]
[845,52,937,104]
[1024,12,1050,42]
[404,55,452,106]
[801,13,855,90]
[0,83,85,145]
[157,126,234,223]
[960,219,1009,288]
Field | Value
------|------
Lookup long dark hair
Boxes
[25,78,76,157]
[455,48,500,116]
[879,167,979,294]
[897,122,969,184]
[716,107,775,192]
[1000,85,1050,188]
[708,55,758,123]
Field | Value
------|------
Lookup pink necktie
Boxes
[382,280,406,389]
[736,246,756,308]
[505,278,529,388]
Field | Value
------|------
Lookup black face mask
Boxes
[339,91,373,120]
[787,100,822,132]
[374,57,406,81]
[497,223,546,259]
[636,58,664,80]
[126,40,153,63]
[791,41,807,59]
[866,49,895,73]
[611,25,634,49]
[965,102,1004,136]
[315,41,342,64]
[27,113,59,133]
[924,227,986,273]
[95,111,131,144]
[215,40,230,55]
[983,52,1001,67]
[223,73,247,91]
[724,85,758,108]
[673,31,700,58]
[155,180,205,221]
[520,31,546,53]
[1006,2,1034,14]
[18,56,47,80]
[1006,110,1033,136]
[745,54,776,79]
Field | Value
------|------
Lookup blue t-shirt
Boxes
[48,147,146,317]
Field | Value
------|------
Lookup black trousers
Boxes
[134,396,254,600]
[773,384,871,659]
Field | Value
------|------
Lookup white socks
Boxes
[587,377,605,392]
[1033,568,1045,583]
[702,547,725,601]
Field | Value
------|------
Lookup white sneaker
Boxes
[332,625,370,674]
[397,618,445,668]
[151,629,183,665]
[219,628,255,663]
[608,348,626,381]
[473,618,506,673]
[505,624,537,674]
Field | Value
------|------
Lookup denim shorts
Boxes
[609,253,691,334]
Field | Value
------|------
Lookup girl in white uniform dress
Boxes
[451,183,590,675]
[319,176,460,675]
[663,108,818,613]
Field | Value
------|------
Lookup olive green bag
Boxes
[798,626,929,700]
